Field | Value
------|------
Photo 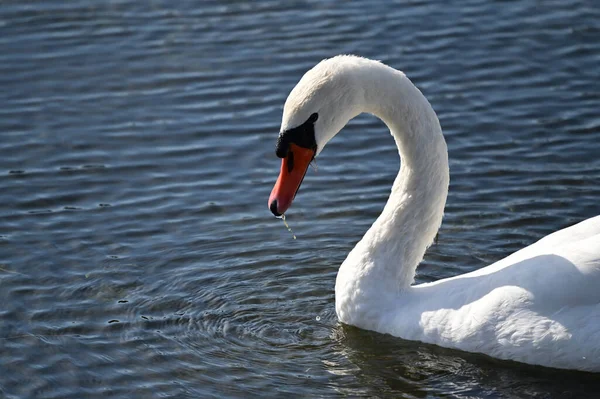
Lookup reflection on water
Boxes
[1,0,600,397]
[335,325,600,398]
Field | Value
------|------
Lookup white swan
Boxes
[267,55,600,372]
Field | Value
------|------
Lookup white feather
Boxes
[281,55,600,372]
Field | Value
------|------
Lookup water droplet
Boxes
[316,316,321,321]
[281,214,297,240]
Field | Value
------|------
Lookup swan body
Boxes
[268,55,600,372]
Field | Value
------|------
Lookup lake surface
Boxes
[1,1,600,397]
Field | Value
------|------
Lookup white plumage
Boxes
[279,55,600,372]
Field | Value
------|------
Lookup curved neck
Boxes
[339,65,449,292]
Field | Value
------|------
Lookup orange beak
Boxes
[268,143,315,216]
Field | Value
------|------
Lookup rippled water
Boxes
[1,1,600,398]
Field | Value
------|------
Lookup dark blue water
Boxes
[1,1,600,397]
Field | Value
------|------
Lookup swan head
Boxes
[268,56,365,216]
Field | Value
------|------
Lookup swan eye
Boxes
[275,113,319,158]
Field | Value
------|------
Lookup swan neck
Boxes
[342,67,449,291]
